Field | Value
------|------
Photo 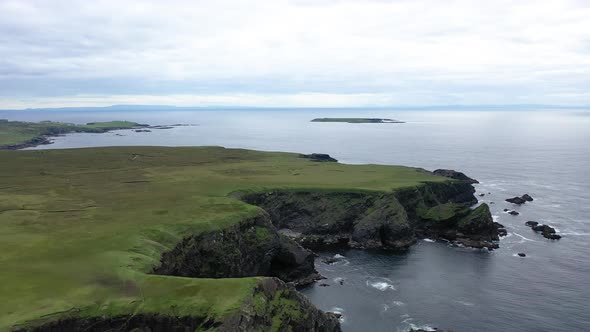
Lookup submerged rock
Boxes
[518,253,526,257]
[525,221,539,227]
[433,169,479,184]
[508,211,520,216]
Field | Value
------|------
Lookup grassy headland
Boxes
[0,120,144,149]
[0,146,447,330]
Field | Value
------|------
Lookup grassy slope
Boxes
[0,146,447,330]
[0,120,140,147]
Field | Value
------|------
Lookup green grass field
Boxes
[0,146,447,330]
[0,120,141,147]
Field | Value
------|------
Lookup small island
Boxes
[311,118,404,123]
[0,120,147,150]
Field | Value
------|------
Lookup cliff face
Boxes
[239,181,498,250]
[219,278,341,332]
[153,214,320,286]
[15,278,341,332]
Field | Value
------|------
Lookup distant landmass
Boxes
[1,104,589,112]
[311,118,404,123]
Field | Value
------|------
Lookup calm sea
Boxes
[2,109,589,331]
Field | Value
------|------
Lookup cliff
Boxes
[1,147,495,331]
[239,181,498,250]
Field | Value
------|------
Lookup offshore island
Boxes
[0,122,500,331]
[311,118,404,123]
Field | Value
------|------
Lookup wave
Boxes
[455,300,475,306]
[367,280,396,291]
[329,306,345,324]
[560,232,590,236]
[513,232,536,242]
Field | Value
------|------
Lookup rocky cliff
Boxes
[15,278,341,332]
[238,180,499,250]
[153,214,320,286]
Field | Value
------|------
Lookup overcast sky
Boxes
[1,0,589,108]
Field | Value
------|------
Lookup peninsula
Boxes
[0,146,498,331]
[311,118,404,123]
[0,120,146,150]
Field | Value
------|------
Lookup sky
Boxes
[0,0,589,109]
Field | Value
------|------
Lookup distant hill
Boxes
[1,104,588,112]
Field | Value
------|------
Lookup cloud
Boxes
[0,0,589,108]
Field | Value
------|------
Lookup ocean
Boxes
[2,108,589,331]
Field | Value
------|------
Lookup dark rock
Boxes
[530,224,561,240]
[490,202,495,204]
[493,222,505,228]
[433,169,479,184]
[545,234,562,240]
[525,221,539,227]
[319,283,330,287]
[504,209,509,212]
[410,328,453,332]
[299,153,338,162]
[508,211,519,216]
[478,193,485,197]
[532,224,555,233]
[221,278,342,331]
[321,256,342,265]
[238,181,493,251]
[521,194,534,201]
[506,196,526,205]
[498,228,508,237]
[153,214,319,287]
[518,253,526,257]
[134,129,152,132]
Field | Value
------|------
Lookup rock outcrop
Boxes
[239,180,499,250]
[299,153,338,162]
[526,222,561,240]
[506,194,534,205]
[152,214,319,286]
[220,278,341,332]
[433,169,479,184]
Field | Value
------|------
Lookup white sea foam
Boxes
[334,254,345,259]
[333,277,345,283]
[367,281,396,291]
[408,323,436,331]
[455,300,475,306]
[392,301,405,306]
[329,307,345,323]
[560,232,590,236]
[513,232,535,242]
[330,306,344,314]
[423,238,435,243]
[492,215,500,222]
